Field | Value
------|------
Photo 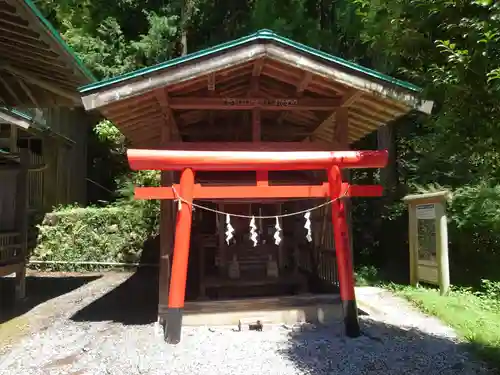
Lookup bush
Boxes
[31,199,159,271]
[447,184,500,286]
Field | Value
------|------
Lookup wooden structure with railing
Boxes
[0,0,95,300]
[79,30,433,343]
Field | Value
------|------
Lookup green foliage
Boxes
[94,119,125,149]
[115,170,161,201]
[354,265,383,286]
[32,201,159,271]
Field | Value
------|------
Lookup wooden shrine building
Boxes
[79,30,433,343]
[0,0,95,299]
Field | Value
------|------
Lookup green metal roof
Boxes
[79,29,421,94]
[0,107,74,144]
[22,0,96,83]
[0,107,46,128]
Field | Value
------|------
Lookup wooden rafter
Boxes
[249,59,265,95]
[278,72,313,125]
[207,72,218,127]
[207,73,215,91]
[309,89,362,142]
[296,72,313,94]
[0,74,20,103]
[9,0,90,83]
[2,64,79,103]
[17,78,40,107]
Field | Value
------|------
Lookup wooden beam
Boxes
[168,97,339,111]
[2,64,79,103]
[134,183,383,200]
[0,263,23,277]
[334,107,349,148]
[153,142,343,152]
[155,87,181,141]
[180,126,310,138]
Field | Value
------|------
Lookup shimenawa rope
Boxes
[171,185,348,219]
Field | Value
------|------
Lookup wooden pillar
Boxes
[252,108,261,141]
[435,203,450,295]
[15,148,29,300]
[159,123,174,323]
[9,124,18,153]
[166,167,195,344]
[328,165,360,337]
[277,204,284,271]
[43,138,58,210]
[408,205,418,286]
[158,172,173,321]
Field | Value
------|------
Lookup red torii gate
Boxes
[128,146,388,344]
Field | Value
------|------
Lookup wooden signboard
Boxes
[403,192,450,295]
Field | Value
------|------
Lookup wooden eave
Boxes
[79,30,433,148]
[0,0,96,108]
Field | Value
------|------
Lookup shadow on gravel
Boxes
[70,237,160,325]
[70,267,159,325]
[0,275,100,324]
[280,319,495,375]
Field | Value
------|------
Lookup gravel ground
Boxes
[0,274,494,375]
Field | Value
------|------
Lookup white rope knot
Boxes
[171,185,182,211]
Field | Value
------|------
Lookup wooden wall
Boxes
[41,107,90,210]
[0,170,18,231]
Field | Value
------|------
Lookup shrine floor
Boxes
[183,294,344,327]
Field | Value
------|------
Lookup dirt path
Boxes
[0,276,494,375]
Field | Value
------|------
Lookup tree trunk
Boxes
[181,0,195,56]
[375,123,398,268]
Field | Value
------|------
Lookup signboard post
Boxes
[403,191,450,295]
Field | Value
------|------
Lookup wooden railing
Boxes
[0,231,22,266]
[297,245,339,291]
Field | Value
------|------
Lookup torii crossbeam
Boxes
[128,146,388,344]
